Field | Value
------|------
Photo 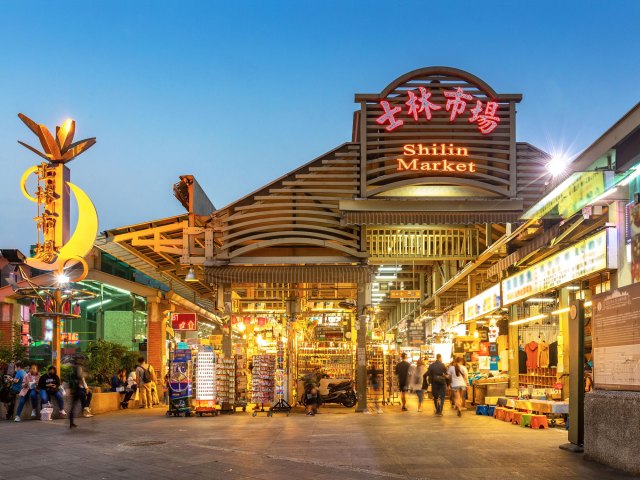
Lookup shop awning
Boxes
[206,265,375,285]
[341,210,523,226]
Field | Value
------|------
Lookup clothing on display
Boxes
[549,341,558,368]
[518,349,528,374]
[525,341,539,369]
[538,340,550,368]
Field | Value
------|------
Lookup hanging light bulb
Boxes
[473,330,479,339]
[185,267,197,282]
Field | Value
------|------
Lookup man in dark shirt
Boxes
[395,353,411,411]
[426,354,448,416]
[38,366,66,416]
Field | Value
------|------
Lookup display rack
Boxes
[385,352,400,405]
[235,353,249,411]
[519,367,558,388]
[251,354,275,406]
[366,344,386,405]
[297,343,354,379]
[195,349,218,416]
[216,357,236,411]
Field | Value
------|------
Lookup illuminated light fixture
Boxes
[619,167,640,187]
[509,314,547,326]
[551,307,570,315]
[104,284,132,295]
[525,297,556,303]
[545,155,570,176]
[236,322,246,332]
[55,273,70,285]
[85,299,112,310]
[185,267,197,282]
[378,266,402,273]
[566,285,581,291]
[585,301,592,308]
[473,330,479,338]
[375,274,397,281]
[476,320,487,325]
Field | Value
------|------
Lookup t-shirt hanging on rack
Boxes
[525,341,539,369]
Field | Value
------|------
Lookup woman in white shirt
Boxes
[447,357,468,417]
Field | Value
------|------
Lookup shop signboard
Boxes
[592,283,640,391]
[406,321,425,347]
[502,229,613,306]
[390,290,421,299]
[171,312,197,331]
[464,284,501,321]
[630,203,640,283]
[170,348,193,405]
[522,171,606,220]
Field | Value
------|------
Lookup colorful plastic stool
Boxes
[503,409,515,423]
[521,414,533,427]
[530,415,549,429]
[512,412,523,425]
[495,407,506,421]
[487,406,495,417]
[476,405,489,416]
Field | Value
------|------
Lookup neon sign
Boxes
[397,143,476,173]
[377,86,500,135]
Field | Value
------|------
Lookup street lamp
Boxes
[546,154,570,176]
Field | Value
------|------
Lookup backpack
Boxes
[142,367,153,384]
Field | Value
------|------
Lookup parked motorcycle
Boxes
[301,379,357,408]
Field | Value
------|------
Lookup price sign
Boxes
[171,312,197,331]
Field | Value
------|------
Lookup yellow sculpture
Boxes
[18,113,98,281]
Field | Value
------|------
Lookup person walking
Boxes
[367,363,384,414]
[447,356,469,417]
[38,366,66,417]
[136,357,154,409]
[69,358,94,428]
[14,363,39,421]
[395,353,411,411]
[413,359,428,413]
[426,354,448,416]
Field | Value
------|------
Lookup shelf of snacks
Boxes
[215,357,236,406]
[297,342,354,379]
[235,353,249,405]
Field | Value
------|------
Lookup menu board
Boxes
[465,284,501,321]
[592,283,640,391]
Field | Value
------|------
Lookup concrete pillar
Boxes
[356,283,371,412]
[221,283,232,357]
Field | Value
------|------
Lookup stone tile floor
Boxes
[0,400,637,480]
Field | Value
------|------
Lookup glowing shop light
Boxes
[55,273,70,285]
[378,266,402,273]
[509,314,548,326]
[551,307,570,315]
[85,299,112,310]
[525,297,556,303]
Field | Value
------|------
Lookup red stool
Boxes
[530,415,549,429]
[503,409,515,423]
[512,412,523,425]
[495,407,506,421]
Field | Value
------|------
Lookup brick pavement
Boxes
[0,401,636,480]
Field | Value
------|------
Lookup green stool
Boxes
[521,414,533,428]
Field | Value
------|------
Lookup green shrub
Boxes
[86,340,134,386]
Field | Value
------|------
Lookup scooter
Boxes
[302,380,357,408]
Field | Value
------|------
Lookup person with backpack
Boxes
[136,357,154,409]
[394,353,411,411]
[426,354,449,416]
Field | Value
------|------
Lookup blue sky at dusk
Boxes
[1,1,639,253]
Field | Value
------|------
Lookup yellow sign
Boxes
[390,290,421,299]
[18,114,97,281]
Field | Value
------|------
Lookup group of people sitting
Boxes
[109,357,167,409]
[2,360,93,423]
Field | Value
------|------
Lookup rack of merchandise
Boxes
[251,354,275,406]
[297,343,354,379]
[518,367,558,388]
[235,353,249,411]
[215,357,236,411]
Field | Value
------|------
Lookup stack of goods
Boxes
[195,350,215,402]
[251,354,275,404]
[235,353,249,403]
[215,357,236,404]
[297,344,354,378]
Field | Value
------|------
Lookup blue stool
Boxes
[476,405,489,416]
[487,406,496,417]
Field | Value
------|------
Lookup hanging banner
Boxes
[502,229,614,306]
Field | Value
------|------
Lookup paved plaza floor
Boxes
[0,400,636,480]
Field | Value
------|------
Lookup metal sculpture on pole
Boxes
[16,114,98,373]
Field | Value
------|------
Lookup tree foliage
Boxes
[85,340,140,386]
